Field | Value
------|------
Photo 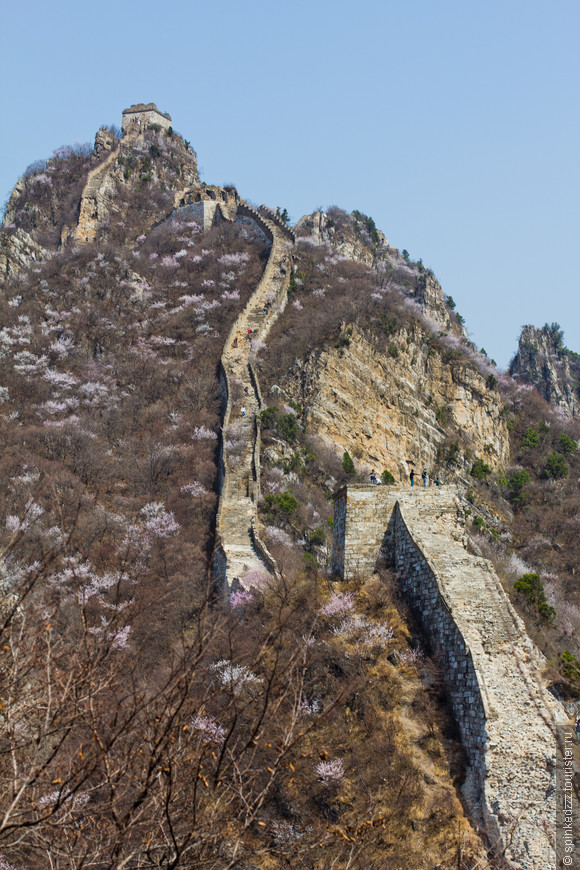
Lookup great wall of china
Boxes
[332,484,566,868]
[67,105,570,869]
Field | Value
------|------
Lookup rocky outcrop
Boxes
[295,209,386,267]
[296,210,463,335]
[510,324,579,416]
[277,323,509,482]
[333,485,565,869]
[0,228,49,277]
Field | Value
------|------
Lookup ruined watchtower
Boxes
[121,103,173,135]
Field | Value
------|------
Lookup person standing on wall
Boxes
[410,469,415,487]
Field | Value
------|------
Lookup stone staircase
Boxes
[73,144,120,243]
[214,204,293,586]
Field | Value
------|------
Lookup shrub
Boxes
[445,441,460,465]
[380,314,398,337]
[445,295,456,311]
[558,433,578,455]
[342,451,355,474]
[485,374,497,390]
[543,452,568,480]
[472,516,485,532]
[277,413,300,443]
[507,469,531,506]
[381,470,396,485]
[471,459,491,481]
[507,469,530,492]
[513,572,555,624]
[387,343,399,359]
[260,406,279,429]
[264,489,299,519]
[308,529,325,546]
[435,405,452,427]
[521,427,540,450]
[561,651,580,683]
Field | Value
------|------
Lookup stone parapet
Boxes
[332,484,563,868]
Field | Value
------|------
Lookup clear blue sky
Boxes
[2,0,578,368]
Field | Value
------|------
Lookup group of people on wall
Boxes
[368,469,442,487]
[409,469,441,487]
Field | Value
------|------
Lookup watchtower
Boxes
[121,103,173,135]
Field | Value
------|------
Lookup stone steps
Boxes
[73,145,120,243]
[215,206,292,585]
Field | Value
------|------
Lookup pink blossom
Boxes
[240,567,270,590]
[264,525,294,546]
[192,426,217,440]
[230,588,254,608]
[141,503,180,539]
[218,252,249,267]
[43,369,78,389]
[320,591,355,617]
[161,255,179,268]
[180,482,208,497]
[191,714,226,744]
[210,660,261,695]
[5,516,21,534]
[400,647,424,665]
[112,625,131,650]
[179,294,205,306]
[315,758,344,784]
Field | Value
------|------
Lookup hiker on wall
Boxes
[410,469,415,487]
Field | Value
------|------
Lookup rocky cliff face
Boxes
[0,227,50,276]
[510,324,579,416]
[275,322,509,482]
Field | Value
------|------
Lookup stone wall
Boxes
[332,485,564,869]
[122,103,172,134]
[392,502,487,760]
[330,484,460,579]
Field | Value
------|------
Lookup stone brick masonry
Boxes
[332,484,566,869]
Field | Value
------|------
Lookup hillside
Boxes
[0,104,578,870]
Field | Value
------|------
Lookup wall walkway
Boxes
[332,484,565,869]
[213,203,293,586]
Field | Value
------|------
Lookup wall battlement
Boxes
[332,484,564,869]
[122,103,172,134]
